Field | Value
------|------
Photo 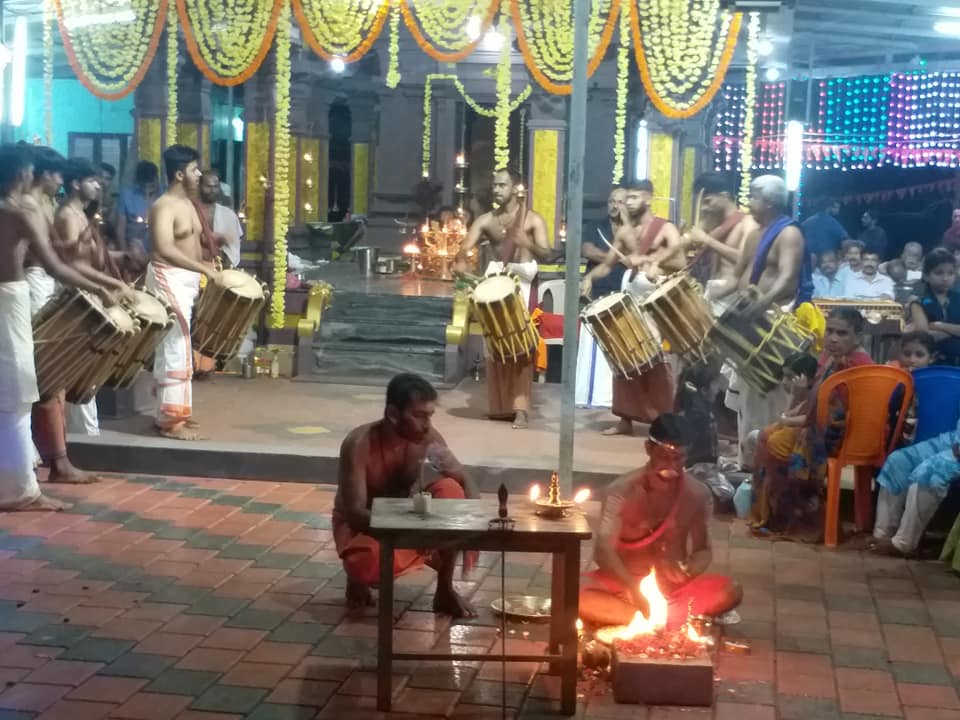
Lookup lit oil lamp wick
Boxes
[529,473,590,518]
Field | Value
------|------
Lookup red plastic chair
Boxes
[816,365,914,548]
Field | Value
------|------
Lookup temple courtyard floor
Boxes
[0,474,956,719]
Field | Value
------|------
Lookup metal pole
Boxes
[558,0,590,496]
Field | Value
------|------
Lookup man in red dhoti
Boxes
[580,414,742,629]
[333,373,480,617]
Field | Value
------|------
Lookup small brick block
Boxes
[612,648,714,707]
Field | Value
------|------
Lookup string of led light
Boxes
[293,0,389,63]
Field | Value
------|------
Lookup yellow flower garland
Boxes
[631,0,741,119]
[177,0,282,85]
[400,0,499,62]
[612,4,630,183]
[494,13,512,170]
[737,12,759,207]
[271,0,292,328]
[385,2,401,89]
[54,0,167,100]
[43,0,53,145]
[166,6,178,144]
[293,0,388,62]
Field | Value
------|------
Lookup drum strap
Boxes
[191,200,221,264]
[627,216,666,282]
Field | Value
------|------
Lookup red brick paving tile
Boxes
[776,651,833,677]
[92,619,163,642]
[339,671,408,698]
[133,632,202,657]
[829,610,881,630]
[106,552,164,568]
[163,549,216,564]
[68,676,148,704]
[111,692,192,720]
[221,661,293,688]
[195,559,250,575]
[161,614,225,636]
[0,644,64,669]
[476,661,538,684]
[250,593,309,613]
[647,708,712,719]
[176,571,231,589]
[23,594,86,614]
[25,660,102,686]
[173,712,243,720]
[64,606,124,626]
[212,581,272,599]
[836,668,897,692]
[940,638,960,657]
[333,622,378,639]
[175,647,244,672]
[717,656,775,683]
[144,562,198,579]
[121,605,188,623]
[714,702,776,720]
[885,625,945,663]
[272,541,320,556]
[84,591,149,609]
[243,641,312,665]
[947,657,960,679]
[0,667,30,685]
[392,687,459,717]
[0,682,72,712]
[830,626,886,648]
[200,628,267,651]
[903,708,960,719]
[777,672,837,698]
[234,568,289,585]
[288,657,358,682]
[0,632,25,649]
[29,569,81,585]
[839,688,904,716]
[35,699,117,720]
[449,703,517,719]
[313,693,384,720]
[898,684,960,709]
[47,580,115,597]
[265,678,338,707]
[395,611,450,633]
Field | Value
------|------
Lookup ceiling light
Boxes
[480,28,504,52]
[764,67,781,81]
[938,6,960,18]
[465,15,482,41]
[330,57,346,73]
[11,16,27,128]
[757,38,774,56]
[935,20,960,36]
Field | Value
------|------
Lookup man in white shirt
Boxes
[812,249,846,299]
[844,251,894,300]
[198,169,243,268]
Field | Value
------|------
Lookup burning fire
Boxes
[529,484,541,502]
[572,488,591,504]
[402,243,421,255]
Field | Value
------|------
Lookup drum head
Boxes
[130,291,169,324]
[219,269,264,299]
[583,292,628,317]
[473,274,516,302]
[105,305,137,332]
[643,273,685,302]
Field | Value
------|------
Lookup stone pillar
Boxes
[132,50,167,170]
[350,96,378,217]
[286,81,329,225]
[175,65,213,169]
[526,91,566,247]
[308,88,331,223]
[242,64,275,244]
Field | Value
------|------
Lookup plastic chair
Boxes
[912,366,960,442]
[816,365,914,548]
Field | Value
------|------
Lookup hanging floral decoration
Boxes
[385,2,401,88]
[166,6,178,144]
[400,0,499,63]
[510,0,618,95]
[421,74,435,177]
[43,0,54,145]
[493,13,513,169]
[738,12,759,207]
[177,0,282,85]
[271,0,292,328]
[53,0,168,100]
[293,0,389,62]
[612,2,630,183]
[630,0,741,119]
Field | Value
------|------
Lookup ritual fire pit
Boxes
[594,569,714,707]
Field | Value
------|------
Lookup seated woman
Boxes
[750,307,873,542]
[911,248,960,366]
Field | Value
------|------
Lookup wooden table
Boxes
[368,497,592,715]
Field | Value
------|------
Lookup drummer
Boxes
[579,180,682,436]
[55,158,135,436]
[147,145,220,441]
[455,168,551,429]
[0,144,116,508]
[707,175,814,469]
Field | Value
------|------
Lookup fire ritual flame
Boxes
[529,484,541,502]
[402,243,421,255]
[572,488,591,504]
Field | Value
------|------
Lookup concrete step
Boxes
[319,320,446,346]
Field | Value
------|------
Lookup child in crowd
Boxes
[911,247,960,366]
[886,331,935,448]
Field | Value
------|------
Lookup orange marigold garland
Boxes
[53,0,167,100]
[177,0,283,86]
[399,0,499,63]
[293,0,389,63]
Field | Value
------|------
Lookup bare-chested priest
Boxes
[580,413,742,628]
[580,180,682,436]
[147,145,220,441]
[0,145,117,510]
[333,373,480,617]
[456,168,551,429]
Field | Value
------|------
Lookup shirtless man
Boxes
[56,158,135,436]
[0,145,116,509]
[579,413,742,628]
[333,373,480,616]
[456,168,550,429]
[147,145,219,441]
[580,180,682,436]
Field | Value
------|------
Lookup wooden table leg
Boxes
[548,551,564,674]
[561,540,581,716]
[376,539,394,712]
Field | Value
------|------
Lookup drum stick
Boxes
[597,229,627,261]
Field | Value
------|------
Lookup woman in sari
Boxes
[750,307,873,541]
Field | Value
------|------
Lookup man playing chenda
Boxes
[333,374,479,617]
[456,168,551,430]
[579,414,742,628]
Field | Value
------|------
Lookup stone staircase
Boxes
[310,291,453,386]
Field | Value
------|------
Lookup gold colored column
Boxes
[679,146,698,226]
[288,136,300,225]
[649,133,675,220]
[244,122,270,242]
[136,118,162,167]
[352,143,369,216]
[300,137,321,223]
[530,129,560,245]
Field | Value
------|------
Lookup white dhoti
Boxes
[24,266,56,318]
[483,261,537,418]
[0,281,42,509]
[146,262,201,429]
[66,400,100,436]
[484,260,537,303]
[575,332,613,408]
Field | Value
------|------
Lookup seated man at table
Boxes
[579,414,742,629]
[333,373,480,617]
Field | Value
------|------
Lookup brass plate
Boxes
[490,595,552,621]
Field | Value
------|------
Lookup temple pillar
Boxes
[242,64,275,245]
[132,51,167,170]
[175,66,213,169]
[526,91,566,247]
[350,96,378,217]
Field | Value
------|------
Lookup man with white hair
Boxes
[708,175,813,469]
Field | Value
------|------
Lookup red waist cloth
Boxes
[584,568,733,630]
[535,311,564,340]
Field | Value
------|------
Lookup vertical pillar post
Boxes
[133,55,167,170]
[350,97,378,217]
[242,64,276,246]
[526,93,567,248]
[176,66,213,168]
